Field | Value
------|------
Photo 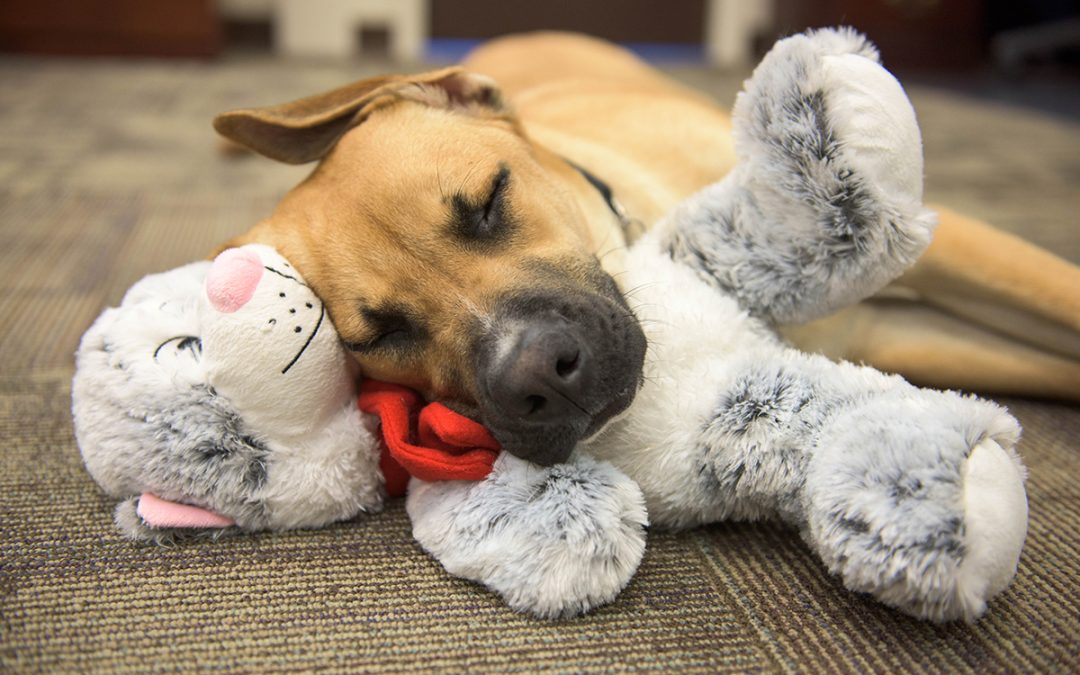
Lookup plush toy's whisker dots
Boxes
[282,302,325,374]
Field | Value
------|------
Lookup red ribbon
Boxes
[357,380,500,498]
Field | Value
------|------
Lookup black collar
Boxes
[565,159,637,240]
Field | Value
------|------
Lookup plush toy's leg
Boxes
[657,27,935,326]
[804,378,1027,621]
[600,339,1027,621]
[786,204,1080,402]
[406,452,648,619]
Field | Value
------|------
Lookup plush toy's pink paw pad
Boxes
[136,492,236,529]
[206,247,263,313]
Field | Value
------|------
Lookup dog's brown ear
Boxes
[213,67,506,164]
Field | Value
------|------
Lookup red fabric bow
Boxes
[357,380,500,498]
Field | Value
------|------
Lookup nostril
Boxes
[526,394,547,415]
[556,350,580,379]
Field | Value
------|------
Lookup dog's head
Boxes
[215,68,646,466]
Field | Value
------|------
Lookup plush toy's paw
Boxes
[657,28,937,325]
[735,27,930,219]
[663,27,933,326]
[955,436,1029,610]
[805,391,1026,621]
[407,453,648,619]
[113,497,237,545]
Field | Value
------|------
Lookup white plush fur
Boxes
[956,439,1029,614]
[401,27,1026,621]
[663,28,936,326]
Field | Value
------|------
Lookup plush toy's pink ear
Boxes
[136,493,235,529]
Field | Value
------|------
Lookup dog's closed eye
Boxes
[448,164,513,246]
[479,166,509,233]
[345,305,424,354]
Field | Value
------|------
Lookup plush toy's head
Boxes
[199,245,358,439]
[73,245,384,537]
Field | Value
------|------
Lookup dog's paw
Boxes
[408,453,648,619]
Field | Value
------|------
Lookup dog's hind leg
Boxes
[784,296,1080,402]
[783,205,1080,401]
[894,205,1080,361]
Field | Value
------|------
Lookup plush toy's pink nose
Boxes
[206,247,264,313]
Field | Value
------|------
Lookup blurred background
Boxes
[2,0,1079,75]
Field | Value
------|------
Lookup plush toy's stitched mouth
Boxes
[282,302,324,374]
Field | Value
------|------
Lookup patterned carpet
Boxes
[1,52,1078,672]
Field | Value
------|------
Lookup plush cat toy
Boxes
[72,28,1028,623]
[73,247,384,541]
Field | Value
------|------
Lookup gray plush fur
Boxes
[73,264,273,532]
[660,28,935,325]
[404,28,1024,622]
[73,248,385,542]
[408,452,648,619]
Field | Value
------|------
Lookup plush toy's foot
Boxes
[407,453,648,619]
[805,391,1027,621]
[955,437,1029,610]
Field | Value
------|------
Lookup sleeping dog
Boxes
[214,32,1080,465]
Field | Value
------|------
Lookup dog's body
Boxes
[216,32,1080,461]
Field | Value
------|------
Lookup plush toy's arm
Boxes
[657,28,936,325]
[406,452,648,619]
[598,342,1027,621]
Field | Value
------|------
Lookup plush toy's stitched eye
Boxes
[154,335,202,361]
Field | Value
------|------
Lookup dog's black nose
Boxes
[487,321,592,424]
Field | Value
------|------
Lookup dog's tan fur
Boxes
[217,32,1080,403]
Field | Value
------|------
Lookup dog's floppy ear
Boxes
[213,67,506,164]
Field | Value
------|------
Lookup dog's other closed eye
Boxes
[447,164,515,248]
[344,304,426,355]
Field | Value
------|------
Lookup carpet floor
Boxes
[1,52,1078,672]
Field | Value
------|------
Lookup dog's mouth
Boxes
[583,385,637,438]
[469,286,647,467]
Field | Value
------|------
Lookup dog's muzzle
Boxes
[474,290,647,466]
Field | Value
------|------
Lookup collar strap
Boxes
[564,159,637,240]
